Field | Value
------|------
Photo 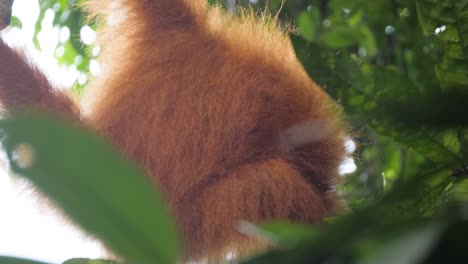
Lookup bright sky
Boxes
[0,1,357,263]
[0,0,106,263]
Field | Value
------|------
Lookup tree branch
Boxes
[0,0,14,31]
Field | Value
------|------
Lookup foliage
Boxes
[0,0,467,264]
[0,113,180,264]
[35,0,94,91]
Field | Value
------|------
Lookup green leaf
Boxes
[381,168,455,218]
[321,25,364,48]
[359,25,377,57]
[0,257,52,264]
[435,56,468,92]
[57,41,79,65]
[450,178,468,201]
[252,221,318,246]
[297,9,320,42]
[357,222,444,264]
[417,0,468,91]
[0,113,181,264]
[291,35,468,169]
[9,16,22,29]
[63,258,119,264]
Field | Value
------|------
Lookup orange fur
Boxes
[0,0,346,262]
[0,40,79,117]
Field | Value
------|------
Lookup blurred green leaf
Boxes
[9,15,22,29]
[422,217,468,263]
[0,113,180,264]
[297,9,320,42]
[321,25,364,48]
[0,257,51,264]
[63,259,119,264]
[417,0,468,92]
[357,222,443,264]
[254,221,319,246]
[450,178,468,201]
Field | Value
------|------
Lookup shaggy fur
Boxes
[0,0,346,262]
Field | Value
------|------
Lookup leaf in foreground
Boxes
[0,113,180,264]
[63,258,119,264]
[0,256,51,264]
